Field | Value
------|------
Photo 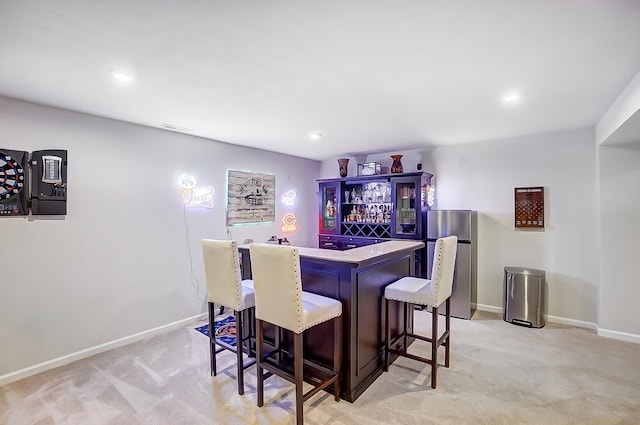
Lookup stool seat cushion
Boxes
[385,276,435,307]
[239,279,255,311]
[301,291,342,332]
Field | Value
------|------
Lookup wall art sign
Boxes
[281,189,297,206]
[281,212,297,233]
[515,186,544,229]
[227,170,275,225]
[178,174,215,208]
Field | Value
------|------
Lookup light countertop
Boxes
[238,240,424,264]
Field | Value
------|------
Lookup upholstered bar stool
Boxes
[201,239,256,395]
[249,243,342,425]
[384,235,458,389]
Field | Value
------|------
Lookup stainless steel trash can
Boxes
[504,267,546,328]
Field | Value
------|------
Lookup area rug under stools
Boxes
[195,315,236,346]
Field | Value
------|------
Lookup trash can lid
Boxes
[504,266,545,277]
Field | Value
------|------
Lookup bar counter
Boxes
[238,240,424,402]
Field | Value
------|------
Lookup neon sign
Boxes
[281,212,297,233]
[179,174,214,208]
[281,189,297,206]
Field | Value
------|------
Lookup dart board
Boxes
[0,149,29,215]
[0,152,25,199]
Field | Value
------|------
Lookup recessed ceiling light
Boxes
[112,72,134,82]
[503,94,520,103]
[309,133,322,141]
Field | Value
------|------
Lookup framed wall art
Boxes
[514,186,544,229]
[227,170,275,225]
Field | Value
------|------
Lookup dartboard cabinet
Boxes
[0,148,67,216]
[0,149,29,216]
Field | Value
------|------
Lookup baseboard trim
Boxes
[475,304,597,330]
[597,328,640,344]
[545,314,597,330]
[475,303,503,314]
[0,313,207,387]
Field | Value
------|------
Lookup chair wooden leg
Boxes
[384,298,390,372]
[208,303,217,376]
[248,307,256,358]
[257,319,264,407]
[402,301,409,351]
[235,310,244,395]
[275,326,282,364]
[445,298,451,368]
[333,315,342,402]
[294,332,304,425]
[431,306,439,389]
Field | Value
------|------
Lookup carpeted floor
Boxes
[1,310,639,424]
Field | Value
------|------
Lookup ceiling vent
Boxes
[160,123,194,133]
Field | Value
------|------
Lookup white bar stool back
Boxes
[384,235,458,389]
[249,243,342,425]
[201,239,256,395]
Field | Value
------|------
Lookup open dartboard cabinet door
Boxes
[30,150,67,215]
[0,149,29,216]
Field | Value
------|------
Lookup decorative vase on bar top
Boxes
[337,158,350,177]
[390,155,404,174]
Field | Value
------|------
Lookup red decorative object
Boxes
[337,158,349,177]
[390,155,404,174]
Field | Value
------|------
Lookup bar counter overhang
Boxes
[238,240,424,402]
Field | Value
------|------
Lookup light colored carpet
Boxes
[1,310,639,424]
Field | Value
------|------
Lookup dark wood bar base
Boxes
[239,241,422,402]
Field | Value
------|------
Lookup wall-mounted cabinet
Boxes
[317,172,434,276]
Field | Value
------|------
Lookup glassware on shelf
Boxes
[326,198,336,217]
[384,186,391,203]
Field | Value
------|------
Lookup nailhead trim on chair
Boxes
[293,249,303,333]
[301,312,343,332]
[432,241,444,306]
[230,240,242,310]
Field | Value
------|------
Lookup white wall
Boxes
[322,128,600,327]
[597,144,640,340]
[429,129,599,326]
[596,69,640,145]
[595,68,640,343]
[0,96,319,383]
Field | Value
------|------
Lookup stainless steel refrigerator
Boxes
[426,210,477,319]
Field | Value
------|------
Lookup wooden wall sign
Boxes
[227,170,275,225]
[514,186,544,229]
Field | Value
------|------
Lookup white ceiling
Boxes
[1,1,639,161]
